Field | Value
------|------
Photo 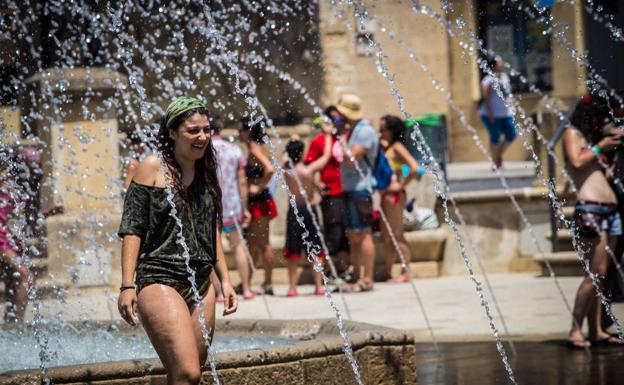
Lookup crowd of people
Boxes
[206,93,424,298]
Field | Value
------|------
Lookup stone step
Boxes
[446,161,535,192]
[532,251,583,277]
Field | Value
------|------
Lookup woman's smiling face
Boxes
[170,113,211,161]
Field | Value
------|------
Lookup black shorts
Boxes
[321,195,349,255]
[284,204,324,260]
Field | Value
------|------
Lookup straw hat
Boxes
[336,93,363,121]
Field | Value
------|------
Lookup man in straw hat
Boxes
[333,93,378,292]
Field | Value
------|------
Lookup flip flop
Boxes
[593,336,624,346]
[566,338,590,349]
[243,291,257,301]
[287,289,298,297]
[387,274,410,283]
[314,288,326,296]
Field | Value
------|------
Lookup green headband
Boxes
[164,97,207,129]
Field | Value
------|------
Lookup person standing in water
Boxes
[238,117,277,295]
[117,97,237,384]
[479,56,516,170]
[282,123,333,297]
[564,95,624,348]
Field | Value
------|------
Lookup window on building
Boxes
[477,0,553,92]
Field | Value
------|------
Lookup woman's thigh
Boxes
[380,194,406,241]
[190,282,217,365]
[249,216,270,248]
[137,284,200,371]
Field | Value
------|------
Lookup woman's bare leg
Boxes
[249,216,272,287]
[226,231,252,296]
[570,236,603,346]
[138,284,202,385]
[2,249,29,322]
[588,234,616,341]
[381,193,410,279]
[190,283,217,366]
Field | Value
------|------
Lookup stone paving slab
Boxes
[16,273,624,342]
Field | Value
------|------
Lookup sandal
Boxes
[261,284,274,296]
[243,291,257,301]
[387,274,410,283]
[592,336,624,346]
[314,288,326,296]
[287,289,298,297]
[567,338,590,349]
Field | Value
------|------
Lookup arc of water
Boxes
[409,1,624,340]
[230,211,273,320]
[0,148,53,384]
[431,1,624,291]
[333,0,519,381]
[582,0,624,42]
[193,2,365,383]
[159,160,221,385]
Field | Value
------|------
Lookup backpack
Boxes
[347,122,393,191]
[366,146,393,191]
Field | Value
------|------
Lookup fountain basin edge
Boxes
[0,319,416,385]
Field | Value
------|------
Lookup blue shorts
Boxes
[344,190,374,232]
[574,202,623,237]
[221,225,237,234]
[481,115,516,145]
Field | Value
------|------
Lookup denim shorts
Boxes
[344,190,374,232]
[480,115,516,145]
[574,202,623,237]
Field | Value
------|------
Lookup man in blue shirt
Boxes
[334,94,378,292]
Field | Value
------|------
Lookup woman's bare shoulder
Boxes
[133,155,165,186]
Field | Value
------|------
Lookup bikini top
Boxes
[246,161,264,179]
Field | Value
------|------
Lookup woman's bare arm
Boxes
[392,142,420,188]
[213,231,237,315]
[250,144,276,187]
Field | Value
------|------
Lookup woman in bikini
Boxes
[564,95,624,348]
[117,97,237,384]
[238,117,277,295]
[379,115,422,283]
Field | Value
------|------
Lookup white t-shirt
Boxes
[479,73,513,118]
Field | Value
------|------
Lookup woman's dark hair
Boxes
[324,105,338,118]
[381,115,406,144]
[240,116,268,144]
[285,139,304,165]
[570,95,610,145]
[157,107,222,226]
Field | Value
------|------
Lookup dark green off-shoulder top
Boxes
[118,180,216,291]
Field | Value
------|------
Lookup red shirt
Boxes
[304,133,343,196]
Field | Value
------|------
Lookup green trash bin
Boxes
[404,113,448,182]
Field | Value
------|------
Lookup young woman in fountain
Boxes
[238,117,277,295]
[564,95,624,348]
[379,115,423,283]
[117,97,238,385]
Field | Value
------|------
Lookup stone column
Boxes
[551,1,587,100]
[22,68,128,288]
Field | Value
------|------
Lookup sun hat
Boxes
[336,93,363,121]
[164,96,206,129]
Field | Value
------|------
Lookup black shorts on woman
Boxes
[118,177,217,305]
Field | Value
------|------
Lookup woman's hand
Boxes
[118,289,139,326]
[221,281,238,316]
[597,135,621,152]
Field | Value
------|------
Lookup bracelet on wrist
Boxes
[119,285,135,292]
[591,145,602,154]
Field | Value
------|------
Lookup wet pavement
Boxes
[416,341,624,385]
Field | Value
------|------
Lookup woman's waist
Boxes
[248,188,272,202]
